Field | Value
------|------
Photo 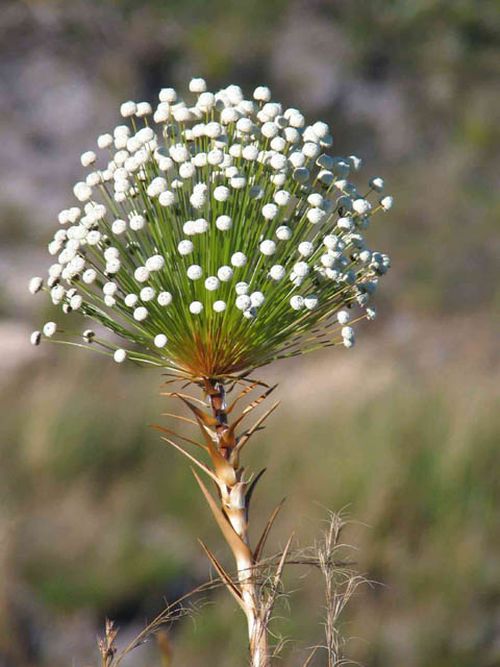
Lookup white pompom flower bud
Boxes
[290,296,304,311]
[231,252,247,268]
[114,348,127,363]
[154,334,168,348]
[187,265,203,280]
[217,266,233,282]
[29,277,43,294]
[189,77,207,93]
[205,276,220,291]
[260,240,276,256]
[178,240,194,255]
[189,301,203,314]
[213,300,227,313]
[43,321,57,337]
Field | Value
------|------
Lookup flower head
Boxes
[30,78,392,380]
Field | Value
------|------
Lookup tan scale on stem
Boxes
[155,376,285,667]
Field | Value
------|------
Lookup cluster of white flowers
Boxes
[30,78,392,378]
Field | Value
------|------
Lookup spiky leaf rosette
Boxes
[30,79,392,381]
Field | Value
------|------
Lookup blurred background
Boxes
[0,0,499,665]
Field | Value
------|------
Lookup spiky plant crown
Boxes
[29,79,392,381]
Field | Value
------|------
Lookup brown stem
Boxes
[204,378,270,667]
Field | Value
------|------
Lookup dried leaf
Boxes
[253,497,286,562]
[161,437,221,486]
[198,539,246,611]
[192,470,252,564]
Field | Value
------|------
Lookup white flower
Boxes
[133,306,148,321]
[274,190,291,206]
[205,276,220,291]
[214,186,230,202]
[317,169,333,185]
[250,291,265,307]
[125,294,138,307]
[337,310,350,324]
[215,215,232,232]
[136,102,152,117]
[128,214,145,231]
[337,217,354,231]
[81,151,96,167]
[262,203,278,220]
[270,137,286,152]
[187,265,203,280]
[193,218,208,234]
[190,189,207,209]
[120,101,137,117]
[242,145,259,161]
[157,291,172,306]
[159,87,177,103]
[235,282,249,295]
[231,252,247,267]
[342,326,355,340]
[213,300,226,312]
[307,193,323,207]
[307,208,326,224]
[29,276,43,294]
[179,162,195,179]
[112,219,127,235]
[106,257,121,274]
[293,261,309,277]
[217,265,233,282]
[369,177,384,191]
[73,182,92,202]
[178,240,194,255]
[43,321,57,337]
[353,199,371,215]
[270,153,287,170]
[70,294,83,310]
[303,142,320,159]
[304,295,318,310]
[170,144,190,162]
[147,177,167,197]
[103,281,117,296]
[380,195,393,211]
[298,241,314,257]
[97,133,113,149]
[189,301,203,314]
[159,191,175,207]
[260,240,276,256]
[198,92,215,112]
[236,118,253,135]
[253,86,271,102]
[236,295,251,311]
[114,348,127,363]
[154,334,168,348]
[30,330,41,346]
[269,264,285,281]
[208,149,224,165]
[312,121,329,139]
[134,266,150,282]
[290,295,304,310]
[189,77,207,93]
[276,225,292,241]
[82,268,97,284]
[140,287,156,302]
[145,254,165,272]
